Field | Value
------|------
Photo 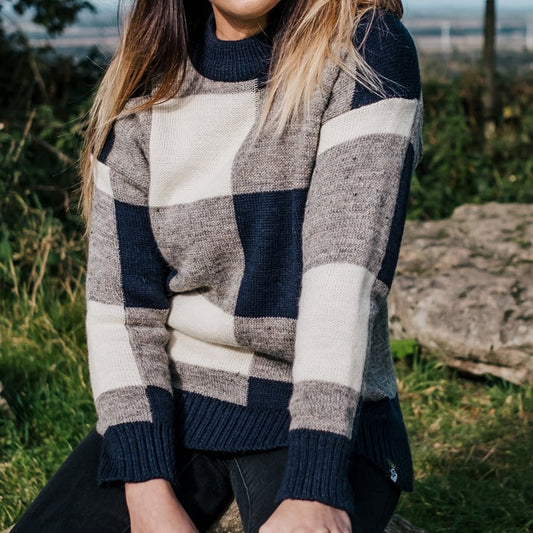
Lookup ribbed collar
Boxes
[188,12,274,82]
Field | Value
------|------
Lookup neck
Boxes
[211,6,268,41]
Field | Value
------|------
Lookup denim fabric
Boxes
[11,427,401,533]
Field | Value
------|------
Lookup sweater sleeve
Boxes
[85,106,177,486]
[274,11,423,515]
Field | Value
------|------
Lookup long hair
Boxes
[79,0,403,228]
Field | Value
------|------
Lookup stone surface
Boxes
[385,514,429,533]
[4,509,425,533]
[208,501,427,533]
[389,202,533,385]
[207,501,242,533]
[0,382,14,419]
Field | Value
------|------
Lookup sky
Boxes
[402,0,533,16]
[405,0,531,7]
[91,0,533,11]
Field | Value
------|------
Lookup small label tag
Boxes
[386,458,398,483]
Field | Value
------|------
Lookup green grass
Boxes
[0,306,532,532]
[393,340,533,532]
[0,289,96,527]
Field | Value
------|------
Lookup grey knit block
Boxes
[302,134,408,274]
[289,381,360,437]
[85,187,123,306]
[234,316,296,363]
[95,386,152,434]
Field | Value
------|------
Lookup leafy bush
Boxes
[410,56,533,220]
[0,34,532,532]
[0,36,105,301]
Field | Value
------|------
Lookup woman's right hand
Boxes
[125,478,199,533]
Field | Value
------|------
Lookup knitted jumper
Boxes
[85,9,423,519]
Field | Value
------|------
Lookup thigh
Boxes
[11,427,130,533]
[11,428,235,533]
[170,449,235,533]
[227,447,400,533]
[227,447,289,533]
[118,448,235,533]
[348,453,402,533]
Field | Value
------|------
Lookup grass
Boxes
[393,340,533,532]
[0,286,95,527]
[0,302,532,532]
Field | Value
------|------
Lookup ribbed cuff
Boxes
[352,395,414,491]
[97,421,176,486]
[274,429,354,516]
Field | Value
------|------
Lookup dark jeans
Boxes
[12,427,401,533]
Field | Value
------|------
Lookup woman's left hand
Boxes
[259,498,352,533]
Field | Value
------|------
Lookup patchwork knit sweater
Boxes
[85,9,423,519]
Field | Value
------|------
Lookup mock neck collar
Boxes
[188,11,274,82]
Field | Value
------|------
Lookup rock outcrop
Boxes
[389,202,533,385]
[0,381,13,419]
[208,501,427,533]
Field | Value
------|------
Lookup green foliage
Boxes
[0,192,86,306]
[0,283,94,527]
[409,58,533,220]
[0,21,533,532]
[0,37,105,301]
[1,0,95,35]
[390,340,533,533]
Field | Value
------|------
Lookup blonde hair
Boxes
[79,0,403,229]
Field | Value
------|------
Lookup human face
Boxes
[209,0,283,40]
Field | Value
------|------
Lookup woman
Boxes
[12,0,422,532]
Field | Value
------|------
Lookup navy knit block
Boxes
[377,143,414,289]
[188,12,273,82]
[173,390,290,451]
[247,376,293,409]
[352,11,421,109]
[97,383,176,488]
[146,385,175,424]
[233,188,307,319]
[98,421,176,487]
[98,128,115,164]
[114,200,171,309]
[352,395,413,491]
[274,429,354,517]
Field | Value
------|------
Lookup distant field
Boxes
[6,12,533,58]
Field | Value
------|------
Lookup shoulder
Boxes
[351,9,421,104]
[98,96,152,176]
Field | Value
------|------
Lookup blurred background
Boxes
[0,1,532,532]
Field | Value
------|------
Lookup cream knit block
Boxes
[93,159,113,197]
[317,98,418,156]
[149,91,256,207]
[167,327,255,375]
[167,290,240,347]
[86,300,143,400]
[292,262,375,389]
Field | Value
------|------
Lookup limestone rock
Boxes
[386,514,429,533]
[389,202,533,385]
[208,501,426,532]
[207,501,242,533]
[0,382,14,419]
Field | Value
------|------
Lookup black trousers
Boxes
[11,427,401,533]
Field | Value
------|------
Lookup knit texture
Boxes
[85,9,423,517]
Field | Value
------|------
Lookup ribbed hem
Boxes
[274,430,354,517]
[98,421,176,487]
[352,395,414,491]
[173,389,290,451]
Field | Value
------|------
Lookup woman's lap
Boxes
[10,428,130,533]
[10,426,400,533]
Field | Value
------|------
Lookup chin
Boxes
[210,0,283,20]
